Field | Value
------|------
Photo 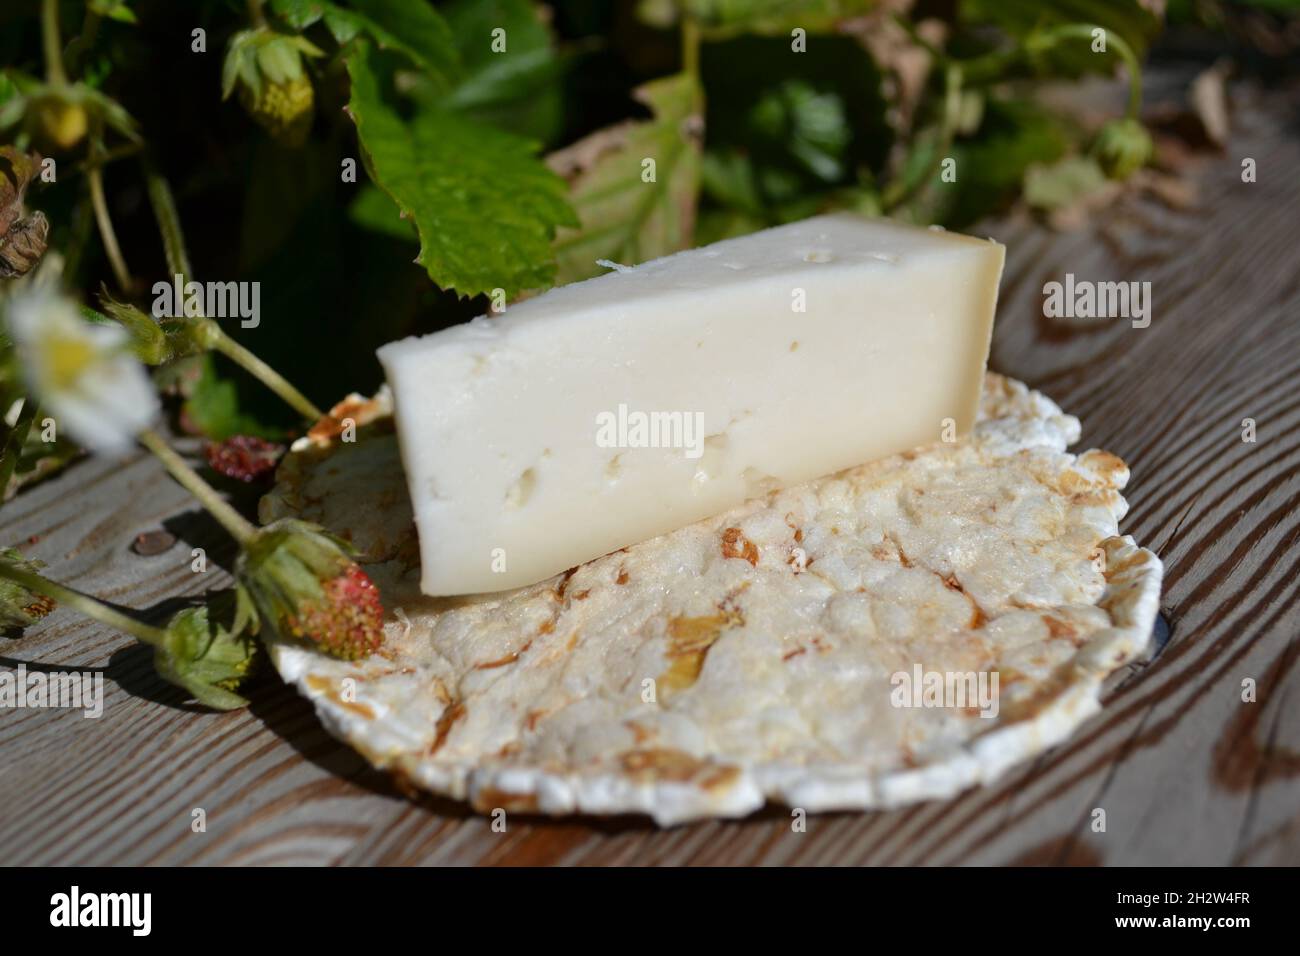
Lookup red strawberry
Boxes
[206,435,284,483]
[237,519,384,661]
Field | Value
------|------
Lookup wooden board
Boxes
[2,81,1298,866]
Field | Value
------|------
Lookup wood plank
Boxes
[1,82,1297,866]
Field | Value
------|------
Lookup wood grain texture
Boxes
[2,81,1298,867]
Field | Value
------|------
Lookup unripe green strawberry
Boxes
[1091,118,1154,181]
[222,28,322,149]
[27,94,88,153]
[154,590,262,710]
[9,83,138,156]
[237,72,314,148]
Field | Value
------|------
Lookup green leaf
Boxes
[550,73,702,285]
[183,355,285,441]
[896,98,1073,227]
[348,182,416,241]
[1023,154,1110,211]
[701,35,888,211]
[749,80,852,183]
[345,41,576,297]
[638,0,878,37]
[441,0,567,143]
[270,0,327,29]
[346,0,461,85]
[700,148,764,214]
[273,0,462,91]
[89,0,137,24]
[694,206,767,246]
[962,0,1162,72]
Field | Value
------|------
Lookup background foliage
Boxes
[2,0,1297,447]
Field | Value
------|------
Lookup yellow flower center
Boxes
[39,332,99,390]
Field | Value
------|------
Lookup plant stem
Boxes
[0,397,39,499]
[247,0,268,28]
[81,8,102,50]
[142,158,194,280]
[0,559,167,645]
[1027,24,1143,119]
[73,141,144,177]
[681,17,701,80]
[958,46,1021,88]
[88,163,132,292]
[138,429,257,545]
[207,328,324,422]
[143,162,324,422]
[882,63,963,213]
[66,6,103,76]
[958,22,1144,119]
[41,0,67,85]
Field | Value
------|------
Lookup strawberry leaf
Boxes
[344,42,576,298]
[442,0,567,143]
[548,73,703,285]
[183,355,287,441]
[272,0,462,90]
[638,0,878,36]
[961,0,1163,74]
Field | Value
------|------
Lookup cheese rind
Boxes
[378,214,1004,595]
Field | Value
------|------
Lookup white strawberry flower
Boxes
[3,281,158,456]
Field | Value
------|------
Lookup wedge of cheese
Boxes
[378,214,1004,595]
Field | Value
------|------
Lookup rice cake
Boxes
[260,374,1162,825]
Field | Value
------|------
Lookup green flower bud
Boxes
[26,92,88,153]
[11,83,139,155]
[0,547,56,631]
[1091,118,1153,181]
[155,589,261,710]
[95,299,169,365]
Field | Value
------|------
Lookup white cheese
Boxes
[378,213,1004,595]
